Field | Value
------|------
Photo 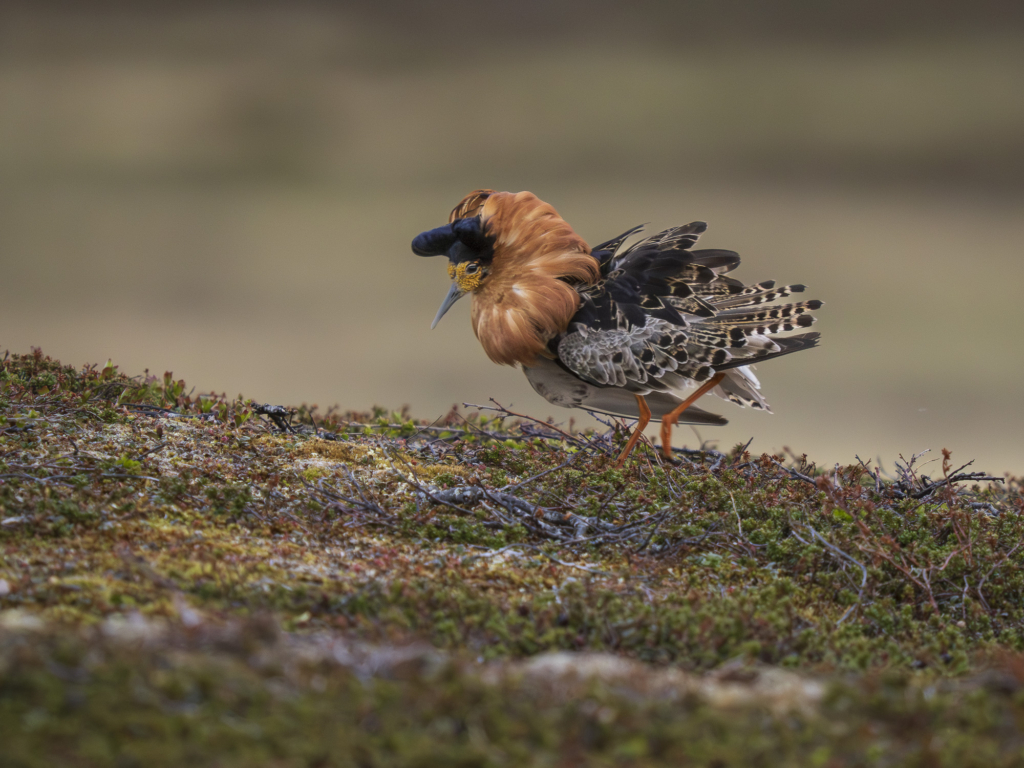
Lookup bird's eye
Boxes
[465,263,479,274]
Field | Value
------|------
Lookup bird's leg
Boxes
[660,372,726,459]
[614,395,652,468]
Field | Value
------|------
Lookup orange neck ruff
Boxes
[465,191,600,367]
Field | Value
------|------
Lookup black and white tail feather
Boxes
[542,220,822,420]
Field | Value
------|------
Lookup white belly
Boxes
[521,357,727,425]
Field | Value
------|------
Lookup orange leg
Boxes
[660,372,726,459]
[615,394,652,468]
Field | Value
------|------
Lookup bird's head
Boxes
[411,189,599,366]
[411,190,498,328]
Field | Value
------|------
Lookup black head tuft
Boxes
[412,224,457,256]
[412,216,496,265]
[451,216,489,251]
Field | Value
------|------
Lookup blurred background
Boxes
[2,1,1023,474]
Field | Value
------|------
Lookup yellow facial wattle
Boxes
[448,261,484,293]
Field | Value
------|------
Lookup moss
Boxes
[2,347,1024,762]
[294,438,368,463]
[1,618,1023,767]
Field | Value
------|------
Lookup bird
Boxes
[412,189,821,466]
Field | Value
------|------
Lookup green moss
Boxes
[2,347,1024,763]
[1,620,1023,767]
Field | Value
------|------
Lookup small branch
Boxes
[535,550,611,576]
[631,513,667,555]
[467,400,582,445]
[977,542,1022,612]
[135,442,168,460]
[769,458,817,486]
[500,448,586,492]
[123,403,187,419]
[729,492,743,538]
[908,470,1003,500]
[468,543,612,576]
[805,525,868,625]
[728,438,755,469]
[651,524,720,558]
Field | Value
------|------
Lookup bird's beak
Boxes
[430,282,466,329]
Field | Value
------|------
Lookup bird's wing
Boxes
[615,221,708,258]
[558,251,740,393]
[556,315,723,392]
[590,224,645,269]
[609,221,741,276]
[557,219,822,404]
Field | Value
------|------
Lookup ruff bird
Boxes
[412,190,822,465]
